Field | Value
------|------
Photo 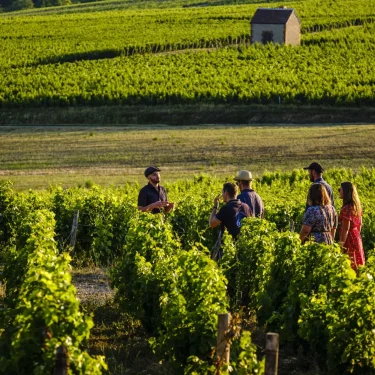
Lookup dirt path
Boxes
[71,268,113,304]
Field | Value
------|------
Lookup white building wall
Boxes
[251,24,285,44]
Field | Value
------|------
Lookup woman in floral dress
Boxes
[300,183,337,244]
[338,182,365,271]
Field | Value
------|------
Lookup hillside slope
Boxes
[1,0,374,123]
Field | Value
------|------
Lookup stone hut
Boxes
[250,7,301,46]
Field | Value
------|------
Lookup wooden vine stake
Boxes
[217,313,231,364]
[70,209,79,254]
[265,332,279,375]
[54,345,69,375]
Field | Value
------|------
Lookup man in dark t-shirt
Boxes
[209,182,251,239]
[137,166,174,214]
[234,170,264,218]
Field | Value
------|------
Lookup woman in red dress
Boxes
[338,182,365,271]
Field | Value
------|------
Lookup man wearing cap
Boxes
[234,170,264,218]
[304,162,334,209]
[138,166,174,214]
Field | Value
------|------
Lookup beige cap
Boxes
[234,170,252,181]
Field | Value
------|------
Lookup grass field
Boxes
[1,124,374,189]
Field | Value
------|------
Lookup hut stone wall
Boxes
[285,14,301,45]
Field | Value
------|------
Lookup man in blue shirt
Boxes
[304,162,334,209]
[234,170,264,218]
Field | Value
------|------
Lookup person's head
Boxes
[304,162,324,182]
[234,170,252,192]
[339,181,362,216]
[307,183,331,206]
[222,182,238,203]
[144,166,161,185]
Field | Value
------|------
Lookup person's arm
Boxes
[255,194,264,218]
[138,201,169,212]
[209,195,221,228]
[300,225,312,242]
[331,227,336,241]
[339,217,350,248]
[164,202,174,213]
[330,186,335,207]
[331,206,338,242]
[260,200,265,219]
[300,207,313,242]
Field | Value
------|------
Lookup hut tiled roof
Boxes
[251,8,300,24]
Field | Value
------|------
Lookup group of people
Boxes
[137,162,365,271]
[300,162,365,271]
